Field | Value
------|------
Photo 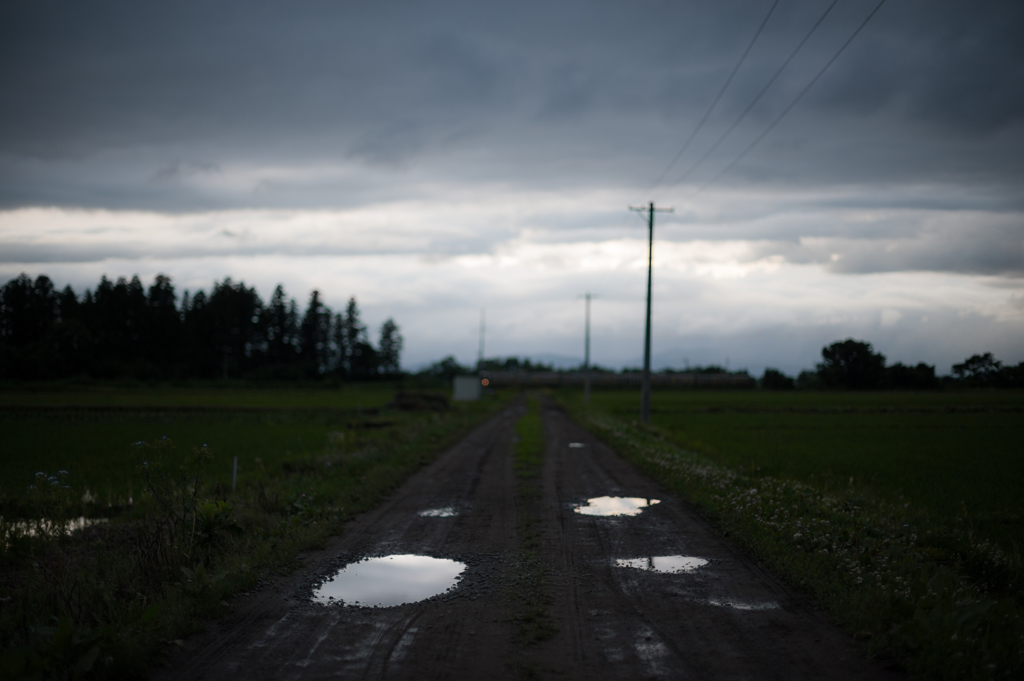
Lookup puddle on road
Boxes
[418,507,457,517]
[706,599,779,610]
[616,556,708,573]
[313,555,465,607]
[568,442,586,448]
[574,496,660,517]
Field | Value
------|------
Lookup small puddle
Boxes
[574,496,660,517]
[313,555,465,607]
[615,556,708,573]
[418,507,457,517]
[706,599,779,610]
[568,442,586,448]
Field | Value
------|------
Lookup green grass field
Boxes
[584,388,1024,552]
[0,382,407,510]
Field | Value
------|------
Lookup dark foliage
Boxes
[477,356,554,372]
[883,362,938,390]
[951,353,1024,388]
[0,273,403,381]
[817,339,887,389]
[419,355,470,381]
[761,368,795,390]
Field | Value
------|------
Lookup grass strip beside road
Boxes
[0,392,508,680]
[560,395,1023,681]
[507,396,557,671]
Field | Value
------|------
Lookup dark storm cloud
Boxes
[1,0,1022,276]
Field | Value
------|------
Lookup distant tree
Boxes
[761,368,795,390]
[421,355,470,381]
[144,274,183,373]
[378,318,403,375]
[883,362,937,390]
[816,339,886,389]
[796,370,821,389]
[300,290,332,376]
[479,356,554,372]
[265,285,300,369]
[340,298,367,376]
[952,353,1002,383]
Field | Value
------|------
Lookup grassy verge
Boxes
[584,389,1024,552]
[0,389,508,680]
[559,392,1023,681]
[506,396,557,668]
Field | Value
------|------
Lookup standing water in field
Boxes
[313,555,465,607]
[574,497,660,517]
[615,556,708,573]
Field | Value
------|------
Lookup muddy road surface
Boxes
[154,400,897,680]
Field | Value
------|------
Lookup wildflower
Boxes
[35,471,46,478]
[793,532,803,540]
[57,469,69,476]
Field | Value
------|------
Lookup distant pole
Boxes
[584,293,591,405]
[629,201,673,423]
[478,307,485,371]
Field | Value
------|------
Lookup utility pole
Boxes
[582,293,593,404]
[477,307,485,371]
[629,201,673,423]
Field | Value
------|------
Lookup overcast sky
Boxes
[1,0,1021,373]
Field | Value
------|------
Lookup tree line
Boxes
[0,273,402,381]
[762,339,1024,390]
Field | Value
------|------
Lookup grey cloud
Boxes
[0,0,1023,283]
[747,221,1024,276]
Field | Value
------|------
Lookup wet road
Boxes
[152,400,899,680]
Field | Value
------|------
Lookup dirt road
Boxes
[154,400,898,680]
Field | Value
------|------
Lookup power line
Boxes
[698,0,887,193]
[661,0,840,195]
[646,0,780,195]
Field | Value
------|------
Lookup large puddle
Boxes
[615,556,708,573]
[313,555,465,607]
[574,496,660,517]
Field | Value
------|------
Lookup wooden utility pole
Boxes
[477,308,485,371]
[583,293,592,404]
[629,201,673,423]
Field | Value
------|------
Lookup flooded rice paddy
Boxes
[313,555,466,607]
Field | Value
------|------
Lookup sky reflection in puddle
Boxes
[418,507,457,517]
[313,555,465,607]
[574,496,660,516]
[616,556,708,573]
